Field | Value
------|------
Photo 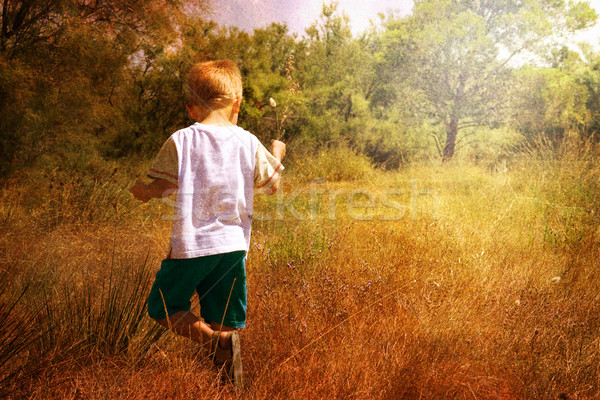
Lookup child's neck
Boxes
[199,107,238,126]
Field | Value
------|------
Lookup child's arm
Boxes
[130,178,177,203]
[271,139,286,161]
[264,140,286,195]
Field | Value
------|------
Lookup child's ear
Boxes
[228,97,242,125]
[186,104,197,119]
[232,97,242,114]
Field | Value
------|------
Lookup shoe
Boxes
[229,331,243,390]
[210,331,243,391]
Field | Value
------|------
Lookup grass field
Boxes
[1,144,599,399]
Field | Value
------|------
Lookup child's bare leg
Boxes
[155,311,235,350]
[156,310,214,344]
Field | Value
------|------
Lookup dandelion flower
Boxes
[269,97,277,108]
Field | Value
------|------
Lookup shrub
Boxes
[288,142,373,182]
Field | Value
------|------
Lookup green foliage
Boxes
[454,126,523,166]
[289,142,373,182]
[299,5,371,144]
[511,65,591,142]
[0,0,207,177]
[362,119,440,168]
[509,43,600,145]
[377,0,597,160]
[572,46,600,136]
[0,57,33,175]
[103,50,190,158]
[0,0,599,178]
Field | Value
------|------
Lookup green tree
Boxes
[298,4,363,142]
[573,44,600,136]
[104,16,218,157]
[290,1,401,161]
[380,0,597,160]
[238,23,301,143]
[511,47,594,143]
[0,0,207,175]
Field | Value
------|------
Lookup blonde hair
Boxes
[186,59,242,109]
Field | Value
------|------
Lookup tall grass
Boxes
[0,272,45,394]
[39,254,163,356]
[0,167,167,398]
[1,140,599,398]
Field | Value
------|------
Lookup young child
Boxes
[129,59,286,389]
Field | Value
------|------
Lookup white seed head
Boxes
[269,97,277,108]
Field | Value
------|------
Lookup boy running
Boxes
[129,59,286,390]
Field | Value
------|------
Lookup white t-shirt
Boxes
[147,122,283,259]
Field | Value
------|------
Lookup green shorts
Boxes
[147,251,247,328]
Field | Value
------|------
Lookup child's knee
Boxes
[147,300,166,321]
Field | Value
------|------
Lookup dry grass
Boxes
[1,145,599,399]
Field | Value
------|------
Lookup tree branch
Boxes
[455,129,480,146]
[455,139,479,152]
[11,0,33,36]
[458,121,485,130]
[1,0,9,39]
[431,132,443,158]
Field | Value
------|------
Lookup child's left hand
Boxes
[271,140,286,161]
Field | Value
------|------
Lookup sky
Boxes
[209,0,600,48]
[208,0,414,36]
[574,0,600,48]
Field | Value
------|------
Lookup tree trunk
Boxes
[344,94,352,122]
[443,117,458,161]
[443,75,466,161]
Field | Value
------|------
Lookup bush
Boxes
[288,142,374,182]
